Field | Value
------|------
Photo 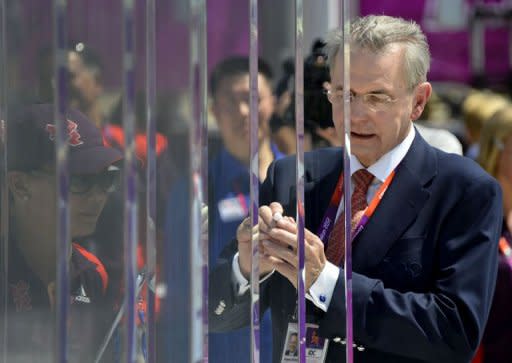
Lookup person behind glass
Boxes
[473,104,512,363]
[207,56,281,362]
[3,103,122,362]
[271,39,341,154]
[461,90,508,159]
[68,42,118,128]
[209,15,503,363]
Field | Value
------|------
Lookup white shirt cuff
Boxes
[306,261,340,312]
[231,252,274,296]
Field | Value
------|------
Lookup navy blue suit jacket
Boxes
[209,133,502,362]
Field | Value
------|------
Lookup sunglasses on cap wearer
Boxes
[31,165,121,195]
[70,166,121,194]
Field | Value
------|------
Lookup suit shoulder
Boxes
[271,148,342,176]
[434,150,499,191]
[436,151,490,179]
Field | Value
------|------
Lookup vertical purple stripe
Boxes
[198,1,209,360]
[122,1,138,362]
[53,0,70,361]
[340,1,354,362]
[294,0,306,361]
[145,0,157,362]
[0,1,8,361]
[189,1,207,362]
[249,0,261,362]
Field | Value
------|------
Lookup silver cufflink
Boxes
[214,300,226,315]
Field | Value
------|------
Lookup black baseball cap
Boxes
[7,103,122,174]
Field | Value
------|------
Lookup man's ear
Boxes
[410,82,432,121]
[7,171,31,201]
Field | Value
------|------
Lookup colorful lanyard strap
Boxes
[317,169,396,260]
[499,236,512,268]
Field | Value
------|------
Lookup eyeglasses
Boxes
[69,170,120,194]
[324,89,397,111]
[31,169,120,194]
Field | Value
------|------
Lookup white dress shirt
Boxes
[232,125,416,312]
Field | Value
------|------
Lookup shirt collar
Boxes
[350,125,415,182]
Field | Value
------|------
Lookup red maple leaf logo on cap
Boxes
[45,119,84,146]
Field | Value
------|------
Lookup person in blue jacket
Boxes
[207,56,283,362]
[164,56,282,362]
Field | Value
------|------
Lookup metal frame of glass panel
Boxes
[294,0,307,361]
[52,0,71,360]
[0,0,7,361]
[145,0,157,362]
[340,1,354,362]
[122,0,138,361]
[249,0,261,362]
[189,0,207,362]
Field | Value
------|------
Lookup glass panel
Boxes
[2,3,59,362]
[0,0,8,361]
[3,1,481,362]
[206,1,286,361]
[159,0,195,362]
[65,2,127,362]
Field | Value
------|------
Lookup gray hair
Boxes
[326,15,431,89]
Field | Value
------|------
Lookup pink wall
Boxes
[9,0,510,93]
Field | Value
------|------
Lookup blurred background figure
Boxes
[2,103,122,362]
[474,103,512,363]
[462,90,509,159]
[207,55,279,363]
[68,42,121,128]
[271,39,339,154]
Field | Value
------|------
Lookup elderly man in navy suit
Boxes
[209,15,502,363]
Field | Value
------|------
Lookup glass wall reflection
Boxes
[1,1,511,363]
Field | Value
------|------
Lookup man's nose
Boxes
[334,103,366,128]
[350,99,369,122]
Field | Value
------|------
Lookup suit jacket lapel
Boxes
[352,133,437,272]
[304,151,343,233]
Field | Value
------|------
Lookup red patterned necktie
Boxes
[325,169,374,265]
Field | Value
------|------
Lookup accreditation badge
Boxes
[281,323,329,363]
[218,195,248,222]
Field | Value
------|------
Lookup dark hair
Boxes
[69,41,103,79]
[275,39,333,136]
[303,41,332,131]
[209,56,273,97]
[275,58,295,98]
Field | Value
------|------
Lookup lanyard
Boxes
[499,236,512,269]
[232,179,249,216]
[317,169,396,252]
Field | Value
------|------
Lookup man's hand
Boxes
[259,204,327,291]
[236,202,283,280]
